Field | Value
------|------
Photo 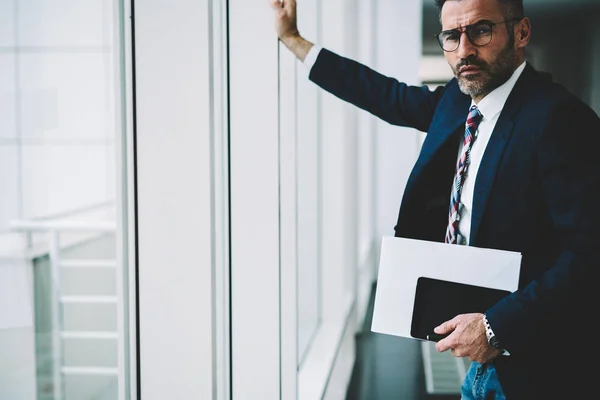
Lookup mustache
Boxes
[456,57,488,71]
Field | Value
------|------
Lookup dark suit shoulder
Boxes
[519,64,593,112]
[511,63,599,131]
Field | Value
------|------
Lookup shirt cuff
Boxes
[303,44,322,71]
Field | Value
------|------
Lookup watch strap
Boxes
[483,314,501,349]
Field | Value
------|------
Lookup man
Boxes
[272,0,600,399]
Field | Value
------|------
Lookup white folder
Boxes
[371,236,521,340]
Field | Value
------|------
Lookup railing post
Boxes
[49,230,63,400]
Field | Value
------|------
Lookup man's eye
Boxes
[444,32,460,42]
[471,26,491,36]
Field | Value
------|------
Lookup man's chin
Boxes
[458,79,486,97]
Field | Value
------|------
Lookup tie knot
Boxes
[467,105,483,128]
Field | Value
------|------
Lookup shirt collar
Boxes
[472,61,527,121]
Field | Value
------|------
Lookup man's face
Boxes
[440,0,518,99]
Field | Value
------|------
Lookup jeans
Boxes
[461,361,506,400]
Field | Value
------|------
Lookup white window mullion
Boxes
[211,1,231,400]
[279,42,299,400]
[229,2,282,399]
[134,0,220,399]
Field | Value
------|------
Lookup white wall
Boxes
[0,0,115,236]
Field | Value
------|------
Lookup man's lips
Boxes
[459,66,482,74]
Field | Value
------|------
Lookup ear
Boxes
[515,17,532,49]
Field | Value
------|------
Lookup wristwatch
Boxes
[483,314,502,350]
[489,334,502,350]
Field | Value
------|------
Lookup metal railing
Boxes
[9,203,119,400]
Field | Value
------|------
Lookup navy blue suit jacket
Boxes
[310,48,600,399]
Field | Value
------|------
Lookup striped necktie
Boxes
[445,105,483,245]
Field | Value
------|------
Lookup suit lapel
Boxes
[408,84,470,186]
[469,65,536,245]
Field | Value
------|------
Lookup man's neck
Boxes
[472,58,527,104]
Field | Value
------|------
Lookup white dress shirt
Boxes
[303,44,323,70]
[304,45,527,246]
[454,61,526,245]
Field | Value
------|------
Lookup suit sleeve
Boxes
[485,98,600,355]
[309,48,445,132]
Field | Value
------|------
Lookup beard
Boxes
[454,42,518,98]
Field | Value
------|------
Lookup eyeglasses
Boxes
[435,18,522,52]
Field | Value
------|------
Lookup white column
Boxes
[355,0,379,330]
[279,39,298,400]
[319,0,353,326]
[295,0,320,369]
[134,0,221,398]
[375,0,423,256]
[228,1,281,399]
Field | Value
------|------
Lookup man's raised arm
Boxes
[269,0,442,130]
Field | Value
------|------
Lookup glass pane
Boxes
[0,1,130,399]
[296,0,320,365]
[296,72,320,364]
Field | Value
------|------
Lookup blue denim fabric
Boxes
[461,362,506,400]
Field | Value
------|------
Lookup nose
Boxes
[456,31,477,60]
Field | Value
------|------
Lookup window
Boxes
[0,0,131,398]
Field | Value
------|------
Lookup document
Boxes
[371,236,521,340]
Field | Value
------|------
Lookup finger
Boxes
[435,341,450,353]
[434,317,457,334]
[435,336,453,353]
[270,0,282,10]
[283,0,296,12]
[435,326,463,352]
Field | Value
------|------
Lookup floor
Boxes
[345,284,461,400]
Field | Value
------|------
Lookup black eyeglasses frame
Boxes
[435,17,523,52]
